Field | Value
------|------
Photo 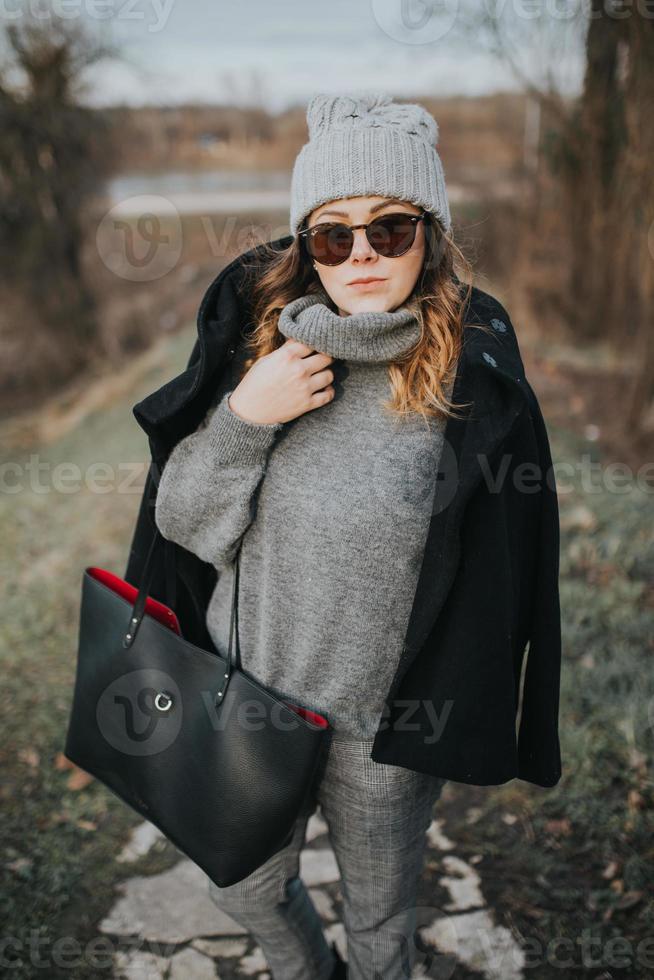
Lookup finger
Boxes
[304,350,335,370]
[307,385,335,410]
[280,338,318,357]
[310,368,335,391]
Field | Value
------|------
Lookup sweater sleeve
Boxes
[154,390,283,569]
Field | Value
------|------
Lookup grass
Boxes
[1,319,652,978]
[0,326,194,979]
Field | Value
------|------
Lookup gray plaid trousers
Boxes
[208,733,447,979]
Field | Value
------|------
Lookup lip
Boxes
[348,277,386,287]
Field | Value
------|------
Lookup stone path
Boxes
[102,791,526,979]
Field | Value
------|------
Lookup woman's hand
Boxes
[227,339,336,425]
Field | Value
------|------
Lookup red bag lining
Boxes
[88,567,182,633]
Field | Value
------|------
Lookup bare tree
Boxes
[0,15,116,369]
[459,0,654,433]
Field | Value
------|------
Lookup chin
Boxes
[348,300,393,314]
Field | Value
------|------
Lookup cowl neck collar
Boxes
[277,287,422,363]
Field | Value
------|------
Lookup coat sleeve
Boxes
[154,391,283,569]
[516,380,563,787]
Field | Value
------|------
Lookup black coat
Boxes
[125,236,563,789]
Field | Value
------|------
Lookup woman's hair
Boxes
[238,210,494,424]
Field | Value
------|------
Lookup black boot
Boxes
[328,940,347,979]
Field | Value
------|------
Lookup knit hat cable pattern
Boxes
[290,90,451,237]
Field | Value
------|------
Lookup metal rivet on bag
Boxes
[154,692,173,712]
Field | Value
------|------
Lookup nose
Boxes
[349,226,378,263]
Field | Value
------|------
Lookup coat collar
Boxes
[133,244,260,462]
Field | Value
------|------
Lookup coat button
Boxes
[490,318,507,332]
[482,351,498,368]
[227,346,236,357]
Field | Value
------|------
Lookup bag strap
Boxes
[226,546,242,669]
[123,521,243,673]
[164,539,177,612]
[124,458,243,672]
[122,523,164,649]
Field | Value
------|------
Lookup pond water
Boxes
[104,168,291,215]
[102,167,473,217]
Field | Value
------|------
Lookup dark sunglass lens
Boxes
[309,223,352,265]
[368,214,417,256]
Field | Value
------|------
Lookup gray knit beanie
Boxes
[289,90,451,238]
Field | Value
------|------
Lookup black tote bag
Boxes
[64,526,331,887]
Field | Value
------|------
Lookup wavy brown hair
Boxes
[237,210,495,426]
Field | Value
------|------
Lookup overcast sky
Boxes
[8,0,587,110]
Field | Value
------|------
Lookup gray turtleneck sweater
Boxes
[155,289,452,738]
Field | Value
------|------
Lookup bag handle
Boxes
[122,523,163,648]
[122,522,243,681]
[227,546,242,669]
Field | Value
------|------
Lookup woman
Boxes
[153,92,558,979]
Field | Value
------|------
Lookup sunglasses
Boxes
[298,211,427,267]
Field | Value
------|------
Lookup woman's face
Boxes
[305,195,426,316]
